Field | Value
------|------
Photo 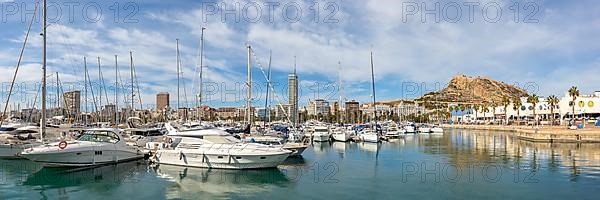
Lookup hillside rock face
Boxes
[418,75,528,104]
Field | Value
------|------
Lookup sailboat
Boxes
[360,51,379,143]
[15,1,147,166]
[0,1,44,158]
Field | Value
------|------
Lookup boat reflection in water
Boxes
[25,161,144,187]
[331,141,346,153]
[154,164,290,199]
[357,142,379,153]
[311,141,331,155]
[23,160,151,199]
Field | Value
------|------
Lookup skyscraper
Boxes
[288,58,298,126]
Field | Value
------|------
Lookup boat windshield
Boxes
[77,131,120,144]
[0,127,16,132]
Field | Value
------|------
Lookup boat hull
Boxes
[153,150,290,169]
[283,144,308,157]
[430,128,444,133]
[22,150,144,167]
[332,133,350,142]
[418,128,431,134]
[312,134,330,142]
[361,134,379,143]
[403,126,416,133]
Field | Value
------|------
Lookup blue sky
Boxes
[0,0,599,110]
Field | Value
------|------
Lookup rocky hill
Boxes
[417,75,528,104]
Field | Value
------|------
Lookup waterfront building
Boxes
[465,91,600,124]
[394,101,427,117]
[177,108,189,121]
[215,107,237,119]
[156,92,170,111]
[256,107,271,120]
[63,91,81,116]
[236,107,256,121]
[274,104,292,120]
[307,99,330,116]
[345,100,360,113]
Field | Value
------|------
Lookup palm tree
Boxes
[527,94,540,127]
[568,86,580,120]
[482,105,490,123]
[502,97,511,125]
[513,97,522,125]
[547,95,559,125]
[491,102,497,124]
[473,104,480,122]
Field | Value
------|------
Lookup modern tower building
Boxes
[288,58,299,126]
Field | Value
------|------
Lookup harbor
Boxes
[1,0,600,199]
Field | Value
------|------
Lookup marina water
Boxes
[1,129,599,199]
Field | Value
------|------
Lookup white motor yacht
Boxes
[430,125,444,134]
[360,130,380,143]
[165,122,228,137]
[21,128,144,167]
[402,125,416,134]
[0,124,42,158]
[312,126,331,142]
[245,136,308,157]
[0,139,39,158]
[151,135,291,169]
[385,126,404,138]
[417,125,431,134]
[331,127,351,142]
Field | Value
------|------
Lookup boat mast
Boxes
[370,51,377,132]
[263,50,272,127]
[114,55,119,125]
[198,27,205,121]
[40,0,47,141]
[56,72,60,116]
[130,51,134,117]
[97,57,102,122]
[176,39,180,111]
[246,45,252,129]
[55,72,59,115]
[338,61,342,124]
[84,57,88,125]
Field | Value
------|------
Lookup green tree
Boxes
[482,104,490,122]
[527,94,540,126]
[547,95,559,125]
[473,104,480,121]
[568,86,580,119]
[502,97,511,125]
[491,102,497,124]
[513,97,522,124]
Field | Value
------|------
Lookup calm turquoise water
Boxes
[2,129,600,200]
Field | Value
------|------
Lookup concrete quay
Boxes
[442,124,600,143]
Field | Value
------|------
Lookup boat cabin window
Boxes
[203,136,241,144]
[77,131,120,144]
